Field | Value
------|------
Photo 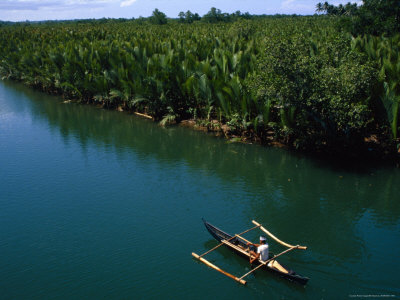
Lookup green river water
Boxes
[0,80,399,299]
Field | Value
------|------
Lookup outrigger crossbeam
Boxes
[192,223,260,285]
[238,245,300,281]
[252,220,307,250]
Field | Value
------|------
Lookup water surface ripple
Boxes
[0,81,399,299]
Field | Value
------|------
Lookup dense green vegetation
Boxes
[316,1,400,150]
[316,0,400,36]
[352,35,400,140]
[0,7,399,157]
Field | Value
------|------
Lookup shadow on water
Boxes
[301,150,399,174]
[4,79,400,231]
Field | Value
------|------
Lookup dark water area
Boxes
[0,80,399,299]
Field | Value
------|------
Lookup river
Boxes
[0,80,399,299]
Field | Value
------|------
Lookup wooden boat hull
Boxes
[203,219,309,285]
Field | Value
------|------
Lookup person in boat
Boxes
[247,236,269,264]
[247,236,289,274]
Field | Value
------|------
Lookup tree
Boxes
[192,13,201,22]
[316,1,357,16]
[251,32,377,149]
[150,9,167,25]
[344,2,358,16]
[178,11,185,23]
[202,7,223,23]
[178,10,200,23]
[316,3,324,14]
[352,0,400,36]
[317,0,400,36]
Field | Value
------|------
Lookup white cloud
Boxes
[66,0,118,4]
[281,0,295,9]
[120,0,137,7]
[0,0,118,11]
[0,0,56,10]
[280,0,314,13]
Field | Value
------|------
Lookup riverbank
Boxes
[3,79,398,164]
[1,17,399,163]
[96,100,400,165]
[177,118,400,164]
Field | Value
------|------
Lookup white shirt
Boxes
[257,244,269,262]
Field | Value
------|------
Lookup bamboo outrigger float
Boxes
[192,219,309,285]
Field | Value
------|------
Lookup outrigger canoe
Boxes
[192,219,309,285]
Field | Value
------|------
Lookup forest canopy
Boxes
[316,0,400,36]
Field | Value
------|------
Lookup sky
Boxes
[0,0,357,22]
